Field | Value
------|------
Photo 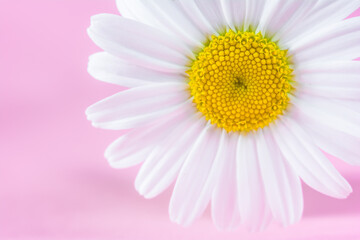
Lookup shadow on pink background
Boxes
[1,1,360,239]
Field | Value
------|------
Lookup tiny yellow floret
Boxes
[187,30,294,132]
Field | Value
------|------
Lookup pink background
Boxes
[1,1,360,239]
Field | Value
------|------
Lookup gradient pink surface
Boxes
[1,1,360,239]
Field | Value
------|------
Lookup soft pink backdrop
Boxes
[1,1,360,239]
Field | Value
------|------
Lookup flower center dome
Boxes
[187,30,294,132]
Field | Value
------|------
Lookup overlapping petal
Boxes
[116,0,218,49]
[211,132,241,230]
[292,96,360,138]
[88,14,192,73]
[299,113,360,166]
[135,113,205,199]
[256,128,303,226]
[86,83,189,130]
[88,52,185,87]
[271,116,352,199]
[236,133,272,231]
[169,124,224,226]
[292,16,360,63]
[105,104,195,168]
[279,0,360,46]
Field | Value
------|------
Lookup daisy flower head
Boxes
[86,0,360,230]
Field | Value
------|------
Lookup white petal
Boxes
[116,0,206,49]
[295,60,360,100]
[258,0,317,43]
[169,124,224,226]
[334,99,360,114]
[295,60,360,74]
[296,61,360,88]
[299,114,360,166]
[211,132,241,230]
[244,0,267,32]
[132,0,226,40]
[87,14,191,73]
[293,99,360,166]
[291,16,360,51]
[271,116,352,199]
[299,86,360,100]
[176,1,217,37]
[281,1,360,46]
[86,83,189,130]
[88,52,185,87]
[106,106,195,168]
[135,113,205,199]
[221,0,269,32]
[236,133,272,231]
[292,96,360,138]
[220,0,246,31]
[292,17,360,63]
[191,0,228,33]
[115,0,138,20]
[256,128,303,226]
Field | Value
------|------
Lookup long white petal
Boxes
[176,0,217,37]
[296,61,360,89]
[86,83,189,130]
[294,105,360,166]
[236,133,272,231]
[115,0,138,20]
[106,105,195,168]
[116,0,206,49]
[135,113,206,199]
[281,0,360,46]
[259,0,317,44]
[87,14,191,73]
[220,0,246,31]
[88,52,185,87]
[271,116,352,199]
[295,60,360,74]
[292,96,360,138]
[334,99,360,114]
[296,62,360,100]
[292,17,360,63]
[298,86,360,100]
[169,124,223,226]
[211,132,241,230]
[190,0,228,33]
[244,0,267,32]
[256,128,303,226]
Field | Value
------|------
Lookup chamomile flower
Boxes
[86,0,360,230]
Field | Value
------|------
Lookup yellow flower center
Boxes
[187,30,294,132]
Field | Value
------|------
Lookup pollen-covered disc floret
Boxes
[188,30,294,132]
